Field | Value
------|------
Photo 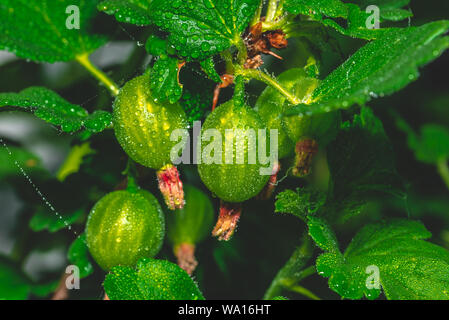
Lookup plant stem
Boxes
[437,158,449,191]
[241,68,301,105]
[124,158,139,192]
[274,0,285,20]
[265,0,280,22]
[234,37,248,66]
[250,0,263,26]
[287,284,321,300]
[76,53,120,97]
[263,234,314,300]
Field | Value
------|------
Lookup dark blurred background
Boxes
[0,1,448,300]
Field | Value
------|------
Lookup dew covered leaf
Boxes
[104,258,205,300]
[322,3,389,40]
[0,0,107,63]
[352,0,412,21]
[68,234,94,279]
[29,207,84,233]
[136,258,204,300]
[286,21,449,116]
[150,56,184,103]
[148,0,260,60]
[0,87,112,133]
[104,266,144,300]
[275,188,325,220]
[325,107,405,223]
[307,216,339,252]
[98,0,152,25]
[283,0,348,20]
[314,219,449,300]
[199,57,222,83]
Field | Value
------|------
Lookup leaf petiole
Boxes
[76,53,120,97]
[240,68,301,105]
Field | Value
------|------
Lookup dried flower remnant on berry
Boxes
[212,201,242,241]
[174,243,198,275]
[157,164,185,210]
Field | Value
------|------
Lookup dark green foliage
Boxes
[1,0,449,301]
[0,0,107,62]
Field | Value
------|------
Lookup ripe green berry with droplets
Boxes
[113,72,187,170]
[113,73,188,210]
[255,68,341,159]
[197,99,270,203]
[85,189,165,271]
[167,185,214,274]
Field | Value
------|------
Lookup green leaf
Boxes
[150,57,183,103]
[0,0,107,63]
[145,35,169,56]
[0,87,112,133]
[275,188,325,220]
[136,258,204,300]
[315,219,449,300]
[323,4,388,40]
[68,234,94,279]
[148,0,260,60]
[325,107,405,223]
[200,57,222,83]
[396,119,449,164]
[104,266,144,300]
[56,143,95,182]
[0,145,47,180]
[284,0,348,20]
[352,0,412,21]
[180,90,211,124]
[104,258,205,300]
[0,256,31,300]
[29,207,84,233]
[380,8,412,22]
[286,21,449,116]
[98,0,152,25]
[30,281,59,298]
[307,216,339,252]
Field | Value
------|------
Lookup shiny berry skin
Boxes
[85,189,165,271]
[255,68,340,159]
[197,99,270,203]
[113,73,188,170]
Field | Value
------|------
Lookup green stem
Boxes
[274,0,285,20]
[437,158,449,191]
[287,284,321,300]
[250,0,263,26]
[234,37,248,67]
[124,158,139,192]
[241,68,301,105]
[233,75,246,108]
[76,53,120,97]
[263,234,314,300]
[266,0,280,22]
